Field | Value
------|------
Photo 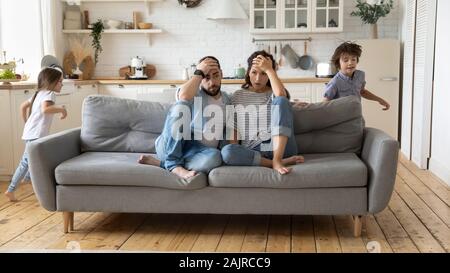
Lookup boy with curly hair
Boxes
[324,42,390,111]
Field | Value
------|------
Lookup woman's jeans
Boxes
[221,96,298,166]
[7,140,34,193]
[155,100,222,173]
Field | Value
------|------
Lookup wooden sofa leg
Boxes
[63,212,74,233]
[352,215,363,237]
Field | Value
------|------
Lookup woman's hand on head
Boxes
[252,55,273,73]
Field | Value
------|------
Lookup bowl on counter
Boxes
[138,22,153,29]
[106,19,123,29]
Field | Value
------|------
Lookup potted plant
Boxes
[350,0,394,39]
[90,19,104,65]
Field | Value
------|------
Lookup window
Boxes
[0,0,43,79]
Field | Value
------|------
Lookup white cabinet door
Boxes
[281,0,312,32]
[250,0,341,33]
[138,84,178,103]
[250,0,279,33]
[99,84,140,100]
[10,89,34,168]
[311,82,327,102]
[284,83,312,102]
[49,93,73,135]
[71,84,98,128]
[311,0,343,32]
[0,91,13,176]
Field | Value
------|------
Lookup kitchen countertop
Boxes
[1,77,330,90]
[96,77,330,85]
[0,82,37,90]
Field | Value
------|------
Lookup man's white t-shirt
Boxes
[200,94,226,148]
[22,90,56,140]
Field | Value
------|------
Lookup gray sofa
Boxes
[28,95,399,237]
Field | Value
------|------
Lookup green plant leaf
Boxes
[351,0,394,25]
[90,19,104,66]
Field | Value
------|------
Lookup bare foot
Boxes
[4,191,18,202]
[171,166,197,179]
[273,161,291,175]
[282,155,305,166]
[138,155,161,166]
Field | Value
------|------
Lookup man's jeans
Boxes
[155,100,222,173]
[7,140,34,193]
[221,96,298,166]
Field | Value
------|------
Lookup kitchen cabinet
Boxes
[250,0,342,34]
[49,93,73,135]
[10,89,34,168]
[311,82,327,102]
[285,83,312,103]
[100,83,181,104]
[311,0,343,32]
[71,84,99,127]
[285,82,325,103]
[0,91,13,176]
[139,84,178,104]
[99,84,140,100]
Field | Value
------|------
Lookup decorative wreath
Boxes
[178,0,202,8]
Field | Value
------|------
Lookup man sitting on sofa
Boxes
[138,56,232,179]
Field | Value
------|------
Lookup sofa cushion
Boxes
[296,118,364,154]
[81,96,171,153]
[292,96,364,154]
[208,153,367,189]
[55,152,207,190]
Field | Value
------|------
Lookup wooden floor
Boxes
[0,155,448,253]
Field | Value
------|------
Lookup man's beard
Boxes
[201,85,221,97]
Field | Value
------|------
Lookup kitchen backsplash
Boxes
[62,0,400,79]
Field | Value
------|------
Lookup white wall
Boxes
[62,0,400,79]
[430,0,450,186]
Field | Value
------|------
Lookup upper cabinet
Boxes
[312,0,343,32]
[250,0,343,34]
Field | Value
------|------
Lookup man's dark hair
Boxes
[331,42,362,70]
[198,56,221,69]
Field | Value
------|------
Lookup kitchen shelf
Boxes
[63,29,162,34]
[61,0,164,13]
[63,29,163,45]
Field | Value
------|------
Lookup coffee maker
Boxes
[128,56,148,80]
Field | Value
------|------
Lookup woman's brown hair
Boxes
[29,68,62,117]
[241,50,276,90]
[331,42,362,70]
[241,50,290,99]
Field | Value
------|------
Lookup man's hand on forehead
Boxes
[197,58,220,75]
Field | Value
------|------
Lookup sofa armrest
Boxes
[28,128,81,211]
[361,128,399,213]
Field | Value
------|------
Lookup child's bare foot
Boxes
[171,166,197,179]
[273,161,291,175]
[282,155,305,166]
[4,191,18,202]
[138,155,161,166]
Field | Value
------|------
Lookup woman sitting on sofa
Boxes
[221,51,304,174]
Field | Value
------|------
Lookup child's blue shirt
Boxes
[324,70,366,100]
